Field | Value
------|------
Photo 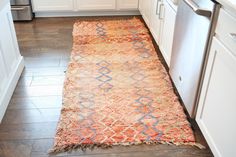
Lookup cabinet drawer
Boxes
[77,0,116,11]
[32,0,74,12]
[117,0,139,10]
[215,8,236,54]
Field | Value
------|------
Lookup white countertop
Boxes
[217,0,236,12]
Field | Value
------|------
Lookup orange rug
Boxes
[51,17,200,153]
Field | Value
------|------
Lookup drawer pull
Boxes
[156,0,160,15]
[11,7,26,11]
[229,33,236,41]
[159,3,164,20]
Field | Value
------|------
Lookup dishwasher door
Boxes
[169,0,215,117]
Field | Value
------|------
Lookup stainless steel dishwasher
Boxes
[169,0,220,117]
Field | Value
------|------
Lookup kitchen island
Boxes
[0,0,24,122]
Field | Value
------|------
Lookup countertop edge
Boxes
[216,0,236,15]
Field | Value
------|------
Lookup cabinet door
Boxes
[0,4,18,74]
[0,48,8,95]
[77,0,116,11]
[32,0,74,12]
[138,0,151,27]
[159,0,176,66]
[196,37,236,157]
[150,0,162,45]
[117,0,139,10]
[139,0,144,14]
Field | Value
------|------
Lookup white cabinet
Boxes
[0,50,8,95]
[139,0,177,66]
[196,8,236,157]
[215,9,236,53]
[77,0,116,11]
[149,0,162,44]
[32,0,74,12]
[117,0,139,10]
[138,0,145,14]
[0,9,18,72]
[32,0,139,12]
[0,3,20,76]
[139,0,152,27]
[158,0,176,66]
[0,2,24,122]
[196,37,236,157]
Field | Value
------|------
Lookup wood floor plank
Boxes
[8,96,62,110]
[0,140,33,157]
[13,85,63,98]
[60,59,70,67]
[68,146,213,157]
[0,122,57,140]
[20,51,65,59]
[30,76,65,86]
[67,145,212,157]
[21,67,67,77]
[24,58,61,68]
[31,139,68,157]
[1,109,60,124]
[17,76,33,87]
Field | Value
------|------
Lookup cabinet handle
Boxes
[156,0,160,15]
[229,33,236,41]
[159,3,164,19]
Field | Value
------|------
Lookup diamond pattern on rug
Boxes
[50,17,199,153]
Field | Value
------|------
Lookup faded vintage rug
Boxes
[51,17,201,153]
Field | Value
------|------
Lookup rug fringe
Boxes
[48,141,205,155]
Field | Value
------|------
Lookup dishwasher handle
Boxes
[11,7,26,11]
[183,0,212,17]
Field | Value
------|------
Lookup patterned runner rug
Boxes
[51,17,201,153]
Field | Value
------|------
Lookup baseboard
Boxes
[35,10,140,17]
[0,56,24,122]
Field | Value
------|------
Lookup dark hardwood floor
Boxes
[0,17,213,157]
